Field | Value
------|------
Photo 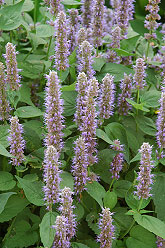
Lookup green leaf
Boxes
[14,106,43,118]
[72,243,90,248]
[22,0,34,12]
[140,90,161,108]
[36,24,54,37]
[0,0,25,30]
[19,84,34,106]
[62,0,82,5]
[113,207,133,232]
[125,188,150,210]
[62,83,76,91]
[86,212,99,235]
[16,176,44,206]
[114,48,134,57]
[62,91,77,116]
[0,192,16,214]
[135,115,156,136]
[0,172,16,191]
[86,181,106,207]
[126,99,149,112]
[23,120,45,139]
[120,35,140,52]
[113,180,132,198]
[92,57,106,72]
[60,171,74,191]
[133,213,165,239]
[0,143,13,157]
[28,33,47,49]
[23,126,42,151]
[126,225,156,248]
[103,191,117,210]
[0,124,9,148]
[0,195,29,222]
[96,129,114,145]
[152,174,165,221]
[40,212,58,248]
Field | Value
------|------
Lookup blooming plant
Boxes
[0,0,165,247]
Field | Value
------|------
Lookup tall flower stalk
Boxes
[43,146,61,211]
[0,62,11,121]
[106,26,121,63]
[8,116,25,166]
[49,0,62,16]
[68,9,80,53]
[44,70,64,153]
[81,0,94,28]
[156,90,165,152]
[110,140,124,180]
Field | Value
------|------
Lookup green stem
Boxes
[109,178,115,191]
[145,41,150,61]
[42,36,52,75]
[138,198,143,212]
[23,48,33,61]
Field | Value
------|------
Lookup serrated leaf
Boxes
[0,143,13,157]
[0,172,16,191]
[14,106,43,118]
[86,181,106,207]
[103,191,117,210]
[36,24,54,37]
[60,171,74,191]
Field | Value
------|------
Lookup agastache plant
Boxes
[135,142,154,199]
[59,187,76,240]
[77,28,87,46]
[43,146,61,211]
[144,0,161,41]
[49,0,62,16]
[54,11,69,71]
[81,0,94,28]
[103,7,114,36]
[4,42,21,90]
[118,73,133,115]
[44,70,64,153]
[110,140,124,180]
[91,0,105,48]
[157,236,165,248]
[133,58,146,90]
[68,9,80,53]
[106,26,121,63]
[0,62,11,121]
[8,116,25,166]
[72,136,88,196]
[156,90,165,150]
[97,207,115,248]
[77,40,95,79]
[99,73,115,121]
[52,216,70,248]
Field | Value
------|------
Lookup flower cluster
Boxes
[106,26,121,63]
[68,8,80,53]
[81,0,94,28]
[4,42,21,90]
[44,70,64,153]
[157,236,165,248]
[0,0,4,6]
[8,116,25,166]
[97,207,115,248]
[110,140,124,180]
[43,146,61,211]
[72,136,88,196]
[54,11,69,71]
[156,90,165,149]
[0,62,11,121]
[49,0,62,16]
[103,7,114,36]
[133,58,146,90]
[77,28,87,46]
[99,73,115,120]
[118,73,133,115]
[135,142,154,199]
[144,0,161,41]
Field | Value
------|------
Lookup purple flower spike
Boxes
[59,187,76,240]
[133,58,146,90]
[72,136,88,196]
[52,216,70,248]
[0,62,11,121]
[44,70,64,153]
[110,140,124,180]
[135,142,154,200]
[81,0,94,28]
[91,0,105,47]
[156,90,165,149]
[106,26,121,63]
[103,7,115,36]
[157,236,165,248]
[97,207,115,248]
[77,40,95,79]
[68,9,80,53]
[54,11,69,71]
[5,42,21,90]
[99,73,115,120]
[110,0,119,9]
[43,146,61,211]
[8,116,25,166]
[49,0,62,16]
[77,28,87,46]
[144,0,161,41]
[118,73,133,115]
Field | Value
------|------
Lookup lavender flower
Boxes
[91,0,105,47]
[72,136,88,196]
[157,236,165,248]
[80,77,99,165]
[110,0,119,9]
[118,73,133,115]
[103,7,115,36]
[81,0,94,28]
[8,116,25,166]
[52,216,70,248]
[135,143,154,199]
[97,207,115,248]
[68,9,80,53]
[110,140,124,180]
[106,26,121,63]
[77,40,95,79]
[49,0,62,16]
[0,0,4,6]
[54,11,69,71]
[44,70,64,153]
[133,58,146,90]
[43,146,61,211]
[144,0,161,41]
[59,187,76,240]
[4,42,21,90]
[0,62,11,121]
[99,73,115,120]
[77,28,87,46]
[74,72,89,127]
[156,91,165,149]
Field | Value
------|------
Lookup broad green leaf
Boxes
[125,188,150,210]
[74,202,84,221]
[36,24,54,37]
[23,126,42,151]
[0,192,16,214]
[16,176,44,206]
[62,83,76,91]
[126,99,149,112]
[62,91,77,116]
[0,143,13,157]
[62,0,82,5]
[126,225,156,248]
[40,212,58,248]
[86,181,106,207]
[140,90,161,108]
[23,120,45,139]
[130,152,141,163]
[135,115,156,136]
[92,57,106,72]
[28,32,47,49]
[0,172,16,191]
[72,243,90,248]
[86,212,99,235]
[22,0,34,11]
[19,84,34,106]
[18,61,44,79]
[113,180,132,198]
[114,48,134,57]
[113,207,133,232]
[96,129,114,145]
[103,191,117,210]
[60,171,74,191]
[0,125,9,148]
[133,213,165,239]
[120,35,140,52]
[14,106,43,118]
